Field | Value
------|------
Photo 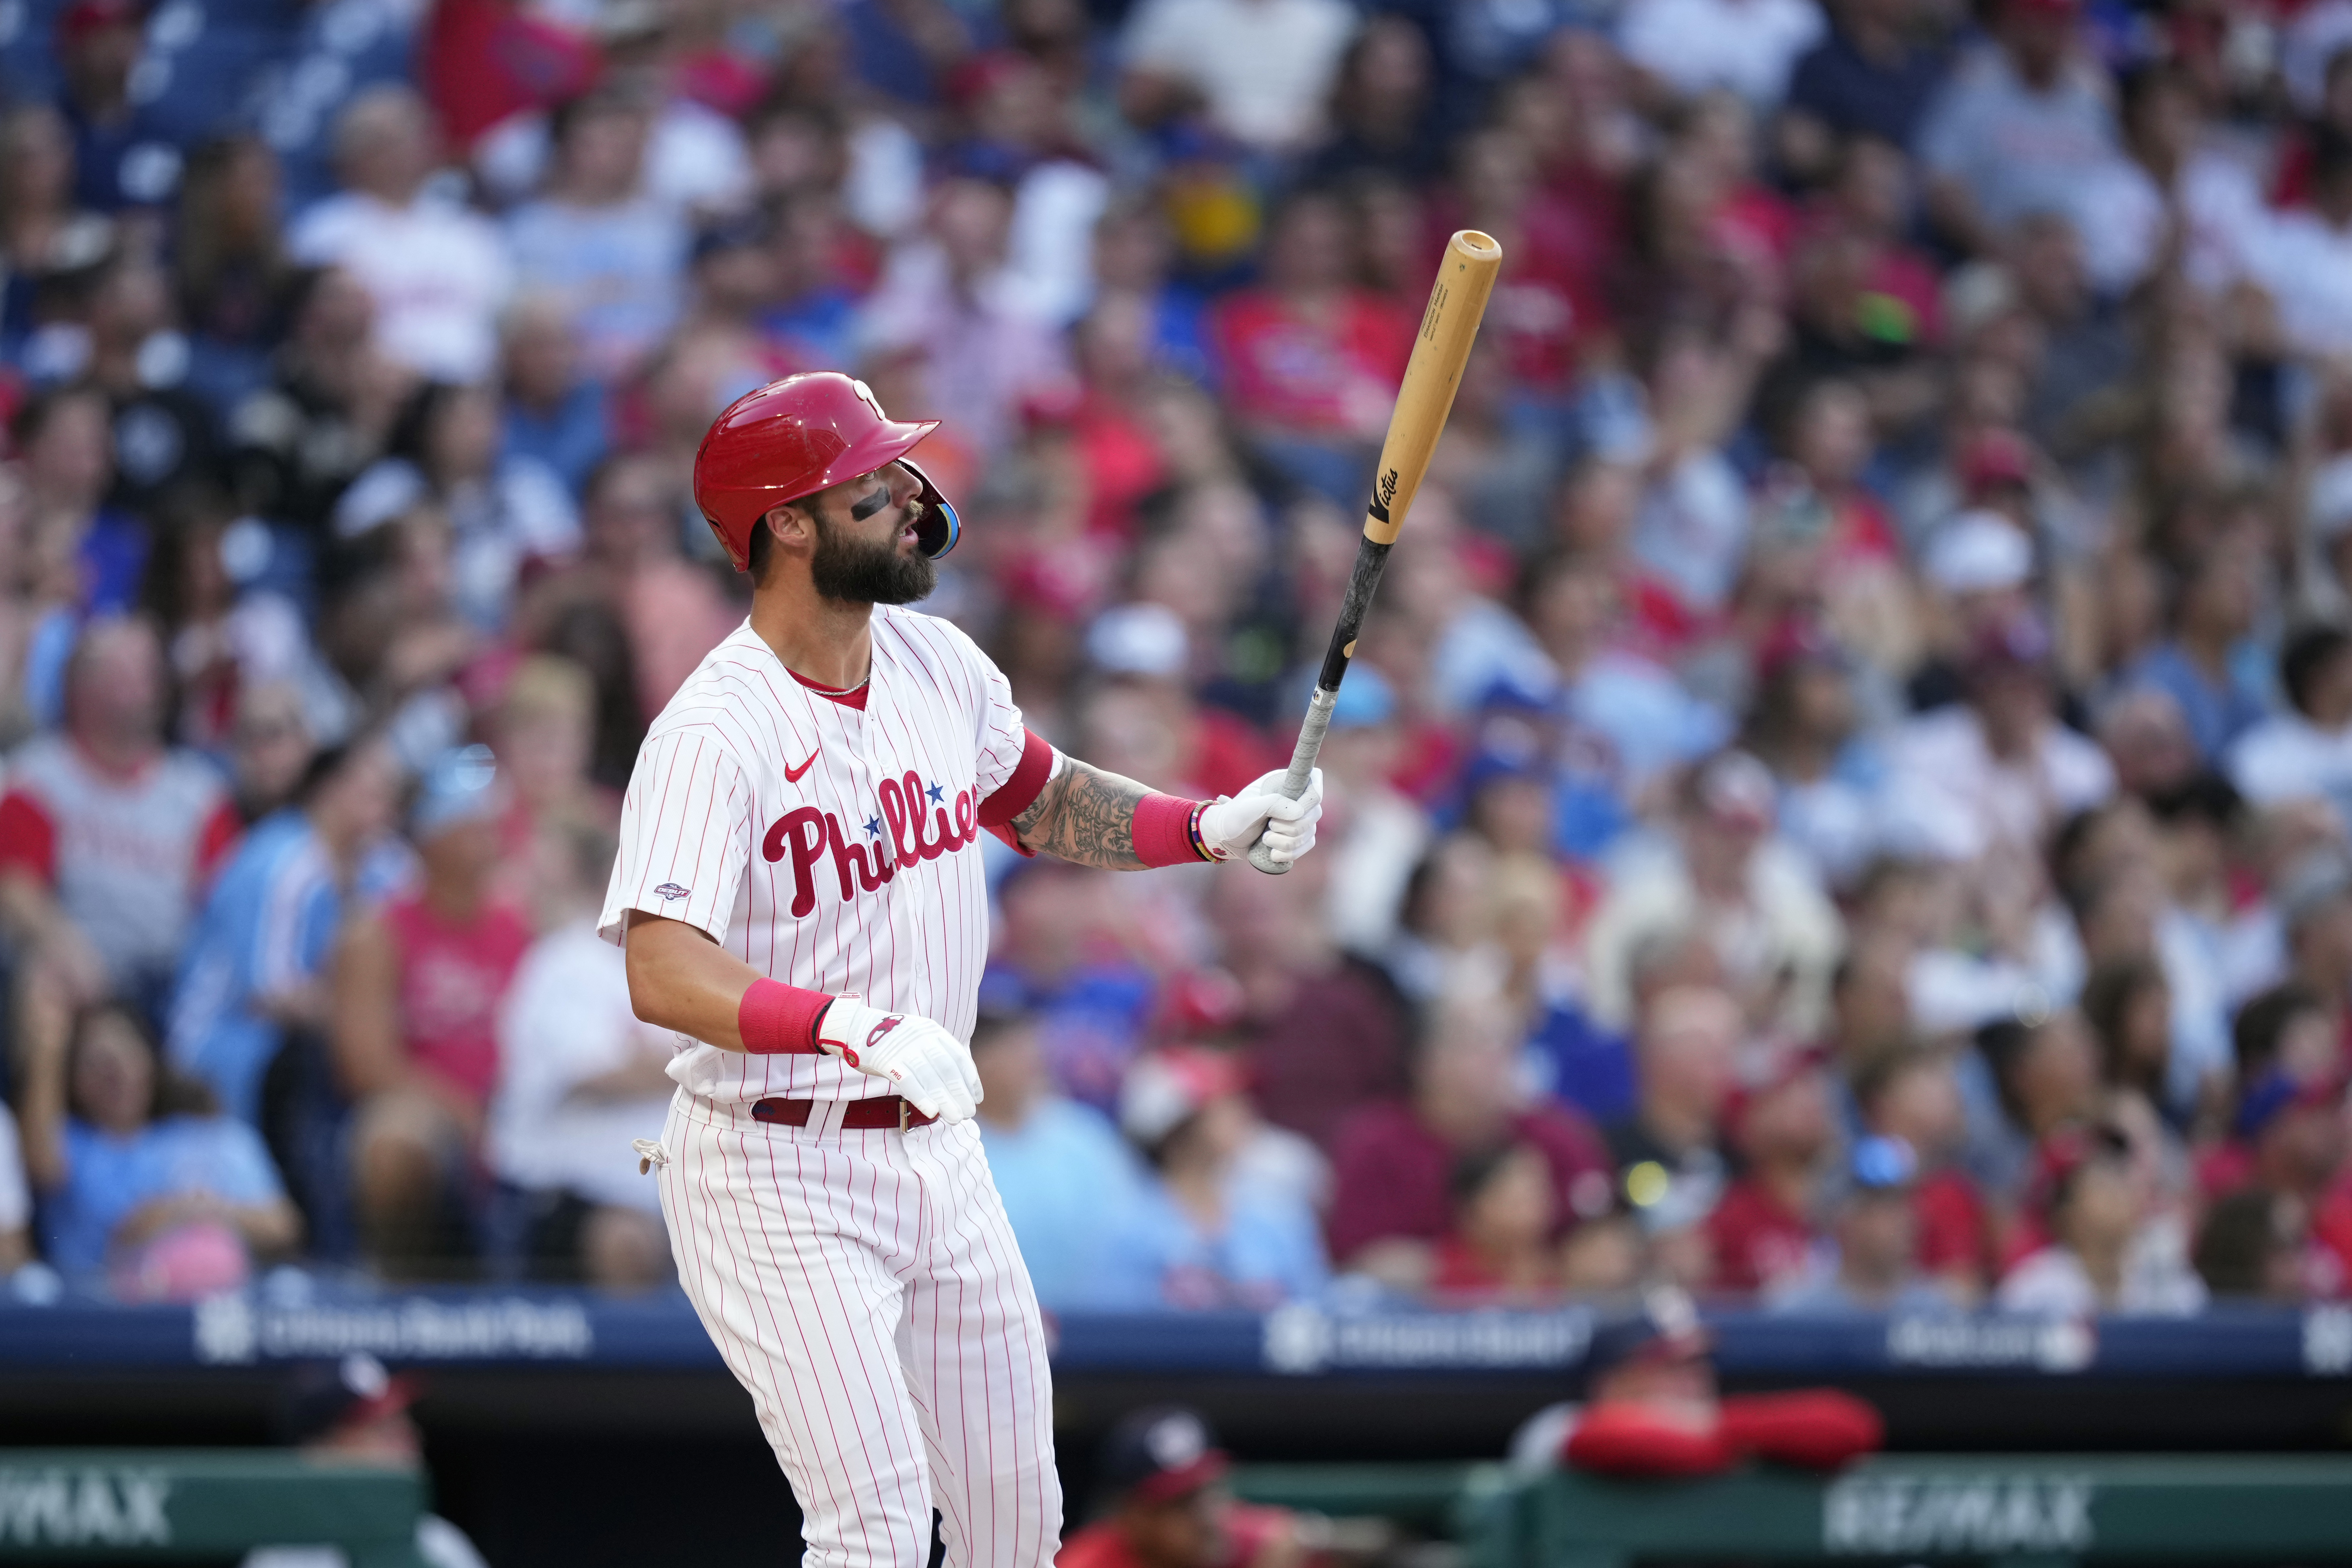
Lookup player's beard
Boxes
[809,504,937,606]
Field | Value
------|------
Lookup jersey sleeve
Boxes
[601,727,754,947]
[970,652,1032,803]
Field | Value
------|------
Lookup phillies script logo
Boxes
[762,772,980,916]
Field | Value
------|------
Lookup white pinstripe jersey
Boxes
[599,609,1029,1104]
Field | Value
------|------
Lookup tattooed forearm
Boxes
[1009,758,1151,869]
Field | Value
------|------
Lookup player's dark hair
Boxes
[747,510,777,582]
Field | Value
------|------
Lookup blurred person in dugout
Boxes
[1508,1291,1883,1481]
[241,1353,487,1568]
[487,818,672,1289]
[332,747,532,1277]
[1058,1407,1384,1568]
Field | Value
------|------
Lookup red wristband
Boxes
[1133,792,1213,867]
[738,977,831,1055]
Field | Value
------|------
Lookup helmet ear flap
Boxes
[901,459,961,559]
[707,512,746,571]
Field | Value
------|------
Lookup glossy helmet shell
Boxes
[690,371,961,570]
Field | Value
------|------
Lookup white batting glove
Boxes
[1198,767,1324,864]
[816,997,982,1125]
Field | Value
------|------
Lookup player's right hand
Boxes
[816,996,983,1125]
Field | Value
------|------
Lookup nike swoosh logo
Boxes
[785,749,820,784]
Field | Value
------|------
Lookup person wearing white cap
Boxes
[1581,750,1845,1040]
[1310,666,1430,955]
[1090,1047,1328,1309]
[2119,537,2269,763]
[1889,608,2114,868]
[1078,601,1284,799]
[1906,510,2036,712]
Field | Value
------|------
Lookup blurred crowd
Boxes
[3,0,2352,1316]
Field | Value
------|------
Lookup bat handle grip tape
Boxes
[1246,685,1337,876]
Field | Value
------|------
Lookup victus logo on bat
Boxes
[763,771,982,916]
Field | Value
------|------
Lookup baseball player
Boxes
[605,372,1325,1568]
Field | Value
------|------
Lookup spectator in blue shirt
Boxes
[19,996,299,1292]
[499,293,612,498]
[970,1001,1144,1311]
[1094,1047,1328,1310]
[54,0,183,213]
[167,735,401,1126]
[2124,539,2272,763]
[1778,0,1950,183]
[987,865,1158,1114]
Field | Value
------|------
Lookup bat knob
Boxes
[1244,836,1293,876]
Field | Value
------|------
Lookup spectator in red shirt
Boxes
[1707,1052,1835,1295]
[2202,984,2341,1198]
[1326,989,1611,1289]
[1432,1142,1561,1299]
[1206,187,1414,505]
[1811,136,1944,346]
[2219,1068,2350,1297]
[331,746,534,1277]
[0,616,240,1020]
[1058,1407,1331,1568]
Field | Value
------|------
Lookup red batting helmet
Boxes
[691,371,962,571]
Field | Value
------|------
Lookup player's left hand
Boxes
[1199,767,1323,866]
[817,997,983,1124]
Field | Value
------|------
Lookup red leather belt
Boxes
[752,1096,936,1131]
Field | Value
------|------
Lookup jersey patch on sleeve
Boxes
[654,883,691,902]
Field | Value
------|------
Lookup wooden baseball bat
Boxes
[1247,229,1503,874]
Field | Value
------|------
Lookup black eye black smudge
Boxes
[850,488,891,522]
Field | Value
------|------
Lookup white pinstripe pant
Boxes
[658,1092,1063,1568]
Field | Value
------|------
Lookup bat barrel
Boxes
[1244,229,1502,875]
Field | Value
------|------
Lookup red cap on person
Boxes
[1118,1047,1248,1147]
[1957,429,2034,498]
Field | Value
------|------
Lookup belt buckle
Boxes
[898,1098,912,1132]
